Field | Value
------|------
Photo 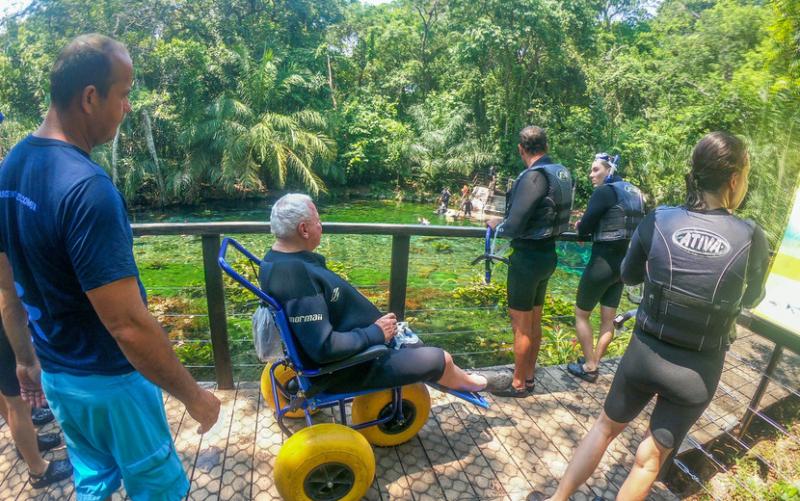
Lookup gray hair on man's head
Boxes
[270,193,314,239]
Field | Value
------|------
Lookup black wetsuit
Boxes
[575,177,641,310]
[259,250,446,392]
[498,155,572,310]
[603,207,770,449]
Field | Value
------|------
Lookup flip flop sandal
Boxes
[525,378,535,391]
[30,458,73,489]
[567,362,599,383]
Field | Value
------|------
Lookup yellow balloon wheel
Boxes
[275,423,376,501]
[260,363,317,419]
[351,383,431,447]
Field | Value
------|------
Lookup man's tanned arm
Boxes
[87,277,220,433]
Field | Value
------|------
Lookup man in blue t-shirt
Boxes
[0,34,220,501]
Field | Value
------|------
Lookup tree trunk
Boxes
[141,109,166,207]
[327,53,337,110]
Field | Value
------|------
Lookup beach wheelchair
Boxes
[218,237,489,501]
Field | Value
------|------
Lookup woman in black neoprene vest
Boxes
[568,154,644,383]
[527,132,770,501]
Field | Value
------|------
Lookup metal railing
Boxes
[132,221,799,498]
[132,221,584,388]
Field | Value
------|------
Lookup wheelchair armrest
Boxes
[300,345,389,377]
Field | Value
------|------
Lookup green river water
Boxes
[131,199,633,379]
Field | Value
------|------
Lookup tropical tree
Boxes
[181,51,334,199]
[407,96,497,188]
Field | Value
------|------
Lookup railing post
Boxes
[738,344,783,438]
[389,235,410,320]
[201,234,234,389]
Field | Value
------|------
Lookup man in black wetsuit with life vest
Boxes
[487,126,573,397]
[528,131,770,501]
[568,153,644,383]
[259,194,510,394]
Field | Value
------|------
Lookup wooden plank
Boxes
[187,388,237,500]
[572,360,663,456]
[484,392,595,500]
[173,383,215,498]
[556,363,678,501]
[517,367,618,500]
[446,390,535,499]
[372,438,415,500]
[540,366,677,501]
[251,390,283,500]
[417,390,480,500]
[428,390,507,499]
[466,392,549,500]
[219,383,258,501]
[395,434,446,501]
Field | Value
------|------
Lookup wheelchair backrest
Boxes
[217,237,319,384]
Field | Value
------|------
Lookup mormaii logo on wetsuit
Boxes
[672,228,731,257]
[289,314,323,323]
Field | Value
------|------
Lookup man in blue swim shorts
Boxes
[0,34,221,501]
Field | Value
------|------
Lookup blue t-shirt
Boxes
[0,135,145,375]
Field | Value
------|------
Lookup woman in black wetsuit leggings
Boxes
[568,154,644,383]
[528,132,770,501]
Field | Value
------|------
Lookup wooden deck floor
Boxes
[0,328,797,500]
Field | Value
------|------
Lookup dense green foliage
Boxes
[1,0,799,241]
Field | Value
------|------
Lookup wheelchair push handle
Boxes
[217,237,282,311]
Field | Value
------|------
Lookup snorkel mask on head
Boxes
[595,152,620,183]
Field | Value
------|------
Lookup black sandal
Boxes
[17,433,62,459]
[31,407,54,426]
[29,458,73,489]
[525,378,535,391]
[491,385,531,398]
[567,361,599,383]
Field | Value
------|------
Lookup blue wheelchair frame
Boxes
[218,237,489,437]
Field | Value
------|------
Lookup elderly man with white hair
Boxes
[259,194,509,393]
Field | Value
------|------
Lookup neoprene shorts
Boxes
[332,345,447,393]
[603,331,725,449]
[575,240,628,311]
[507,243,557,311]
[0,326,21,397]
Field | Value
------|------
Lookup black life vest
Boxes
[505,161,573,240]
[637,206,756,351]
[593,181,645,242]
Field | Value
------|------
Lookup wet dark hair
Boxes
[50,34,128,110]
[686,131,748,209]
[519,126,548,155]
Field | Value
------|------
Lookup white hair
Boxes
[270,193,314,239]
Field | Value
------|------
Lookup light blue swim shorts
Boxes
[42,370,189,501]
